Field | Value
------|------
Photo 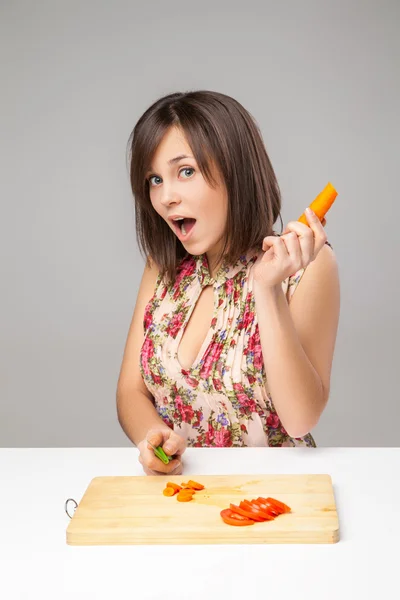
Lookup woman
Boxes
[116,90,340,475]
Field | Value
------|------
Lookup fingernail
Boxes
[306,207,314,216]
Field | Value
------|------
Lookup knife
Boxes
[147,439,176,465]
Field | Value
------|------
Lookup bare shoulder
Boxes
[290,242,340,311]
[116,256,161,401]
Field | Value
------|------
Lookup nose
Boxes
[158,181,182,208]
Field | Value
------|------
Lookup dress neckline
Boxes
[192,249,260,288]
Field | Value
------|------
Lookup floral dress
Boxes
[139,246,329,447]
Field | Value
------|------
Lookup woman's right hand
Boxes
[137,428,187,475]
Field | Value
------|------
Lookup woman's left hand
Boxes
[253,208,328,289]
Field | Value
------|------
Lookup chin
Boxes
[181,241,207,255]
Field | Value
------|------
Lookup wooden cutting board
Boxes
[66,474,339,545]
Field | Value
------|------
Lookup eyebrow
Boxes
[147,154,194,174]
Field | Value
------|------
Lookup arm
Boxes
[116,257,170,446]
[117,389,171,447]
[253,243,340,438]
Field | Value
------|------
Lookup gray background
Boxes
[1,0,399,447]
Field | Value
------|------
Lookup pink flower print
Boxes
[205,423,215,446]
[141,338,154,376]
[238,295,255,331]
[213,378,223,391]
[180,403,194,423]
[180,369,199,387]
[175,394,183,407]
[267,413,280,429]
[247,329,263,370]
[174,394,194,423]
[143,304,153,330]
[215,428,232,447]
[172,259,196,297]
[166,311,184,338]
[160,285,167,300]
[192,410,203,428]
[236,393,257,412]
[200,341,224,379]
[152,373,162,386]
[225,278,234,296]
[233,382,245,393]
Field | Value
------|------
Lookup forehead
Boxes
[151,127,192,163]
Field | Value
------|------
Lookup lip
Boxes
[168,214,194,223]
[171,218,197,243]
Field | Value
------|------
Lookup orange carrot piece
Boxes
[187,480,205,490]
[163,487,176,496]
[298,182,337,226]
[177,492,194,502]
[166,482,182,492]
[178,489,195,496]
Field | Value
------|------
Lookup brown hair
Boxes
[126,90,283,286]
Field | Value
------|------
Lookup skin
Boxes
[146,126,228,279]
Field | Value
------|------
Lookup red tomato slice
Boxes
[238,501,267,521]
[245,500,275,521]
[229,503,261,522]
[220,508,255,526]
[266,497,291,513]
[256,497,282,516]
[249,500,275,520]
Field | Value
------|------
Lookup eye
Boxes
[147,167,195,187]
[180,167,195,179]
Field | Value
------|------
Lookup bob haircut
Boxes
[127,90,283,286]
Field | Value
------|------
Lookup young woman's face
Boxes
[146,126,228,265]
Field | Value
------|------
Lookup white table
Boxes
[1,448,398,600]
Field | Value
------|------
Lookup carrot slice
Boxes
[162,487,176,496]
[187,480,205,490]
[178,489,195,497]
[166,482,182,492]
[180,482,196,489]
[177,492,194,502]
[298,182,337,226]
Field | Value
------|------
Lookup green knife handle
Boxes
[154,446,172,465]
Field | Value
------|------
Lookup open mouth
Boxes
[173,218,197,237]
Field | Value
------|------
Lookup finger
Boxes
[146,429,166,449]
[163,432,187,457]
[321,217,327,227]
[281,219,322,261]
[262,235,290,260]
[145,446,183,474]
[280,231,303,270]
[303,209,328,250]
[140,451,181,476]
[143,461,183,476]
